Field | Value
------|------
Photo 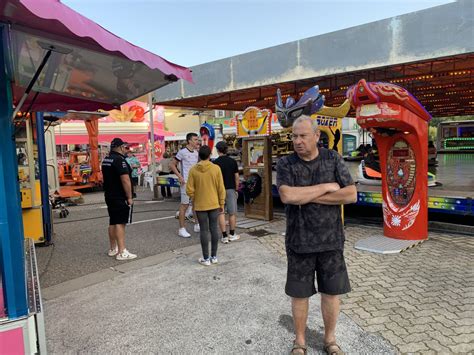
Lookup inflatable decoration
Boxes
[106,106,137,122]
[275,86,325,127]
[129,105,145,122]
[200,122,216,150]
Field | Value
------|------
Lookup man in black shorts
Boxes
[101,138,137,261]
[277,116,357,355]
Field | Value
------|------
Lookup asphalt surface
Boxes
[37,190,201,288]
[43,237,394,354]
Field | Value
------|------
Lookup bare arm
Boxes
[185,171,195,199]
[120,174,133,205]
[313,185,357,205]
[279,183,340,205]
[234,172,240,192]
[169,158,184,184]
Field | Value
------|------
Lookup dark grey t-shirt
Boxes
[276,148,354,253]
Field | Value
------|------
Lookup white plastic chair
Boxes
[143,172,154,192]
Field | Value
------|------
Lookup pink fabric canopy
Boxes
[1,0,193,83]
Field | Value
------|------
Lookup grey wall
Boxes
[155,0,474,102]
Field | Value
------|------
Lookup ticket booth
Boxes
[347,79,431,249]
[236,107,273,221]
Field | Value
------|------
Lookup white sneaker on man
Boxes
[221,236,229,244]
[194,224,200,233]
[178,228,191,238]
[116,249,137,261]
[107,246,118,257]
[210,256,218,264]
[229,234,240,242]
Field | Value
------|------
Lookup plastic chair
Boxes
[143,172,154,192]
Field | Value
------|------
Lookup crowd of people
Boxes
[101,133,242,267]
[101,117,357,354]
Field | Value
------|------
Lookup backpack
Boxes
[243,173,263,204]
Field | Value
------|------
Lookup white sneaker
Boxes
[198,257,211,266]
[221,237,229,244]
[107,246,118,257]
[229,234,240,242]
[175,211,180,219]
[194,224,200,233]
[210,256,218,264]
[178,228,191,238]
[116,249,137,261]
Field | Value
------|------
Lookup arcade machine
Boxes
[347,79,431,253]
[236,107,273,221]
[16,116,47,244]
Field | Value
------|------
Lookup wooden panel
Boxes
[242,137,273,221]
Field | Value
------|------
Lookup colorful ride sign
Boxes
[236,107,272,137]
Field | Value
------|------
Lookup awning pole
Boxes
[11,49,52,120]
[148,93,156,188]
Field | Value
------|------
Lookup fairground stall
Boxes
[0,0,192,352]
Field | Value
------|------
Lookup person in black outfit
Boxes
[101,138,137,261]
[213,141,240,243]
[277,116,357,355]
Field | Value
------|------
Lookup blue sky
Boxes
[63,0,454,67]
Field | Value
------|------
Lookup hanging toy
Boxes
[200,122,216,150]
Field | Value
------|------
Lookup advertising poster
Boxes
[248,140,265,167]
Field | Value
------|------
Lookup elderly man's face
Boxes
[291,120,319,158]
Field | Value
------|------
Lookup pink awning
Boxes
[1,0,193,83]
[1,0,193,111]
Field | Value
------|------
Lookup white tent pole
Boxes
[148,93,156,187]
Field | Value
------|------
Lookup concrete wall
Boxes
[156,0,473,101]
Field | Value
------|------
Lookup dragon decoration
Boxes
[275,85,325,127]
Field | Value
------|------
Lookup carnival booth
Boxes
[0,0,192,352]
[236,107,273,221]
[347,79,430,253]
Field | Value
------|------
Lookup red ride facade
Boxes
[347,79,431,240]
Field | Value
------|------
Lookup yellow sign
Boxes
[310,99,350,154]
[236,107,271,137]
[311,114,343,154]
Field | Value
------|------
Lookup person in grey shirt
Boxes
[158,152,172,198]
[277,116,357,355]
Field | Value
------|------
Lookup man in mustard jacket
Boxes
[186,145,226,266]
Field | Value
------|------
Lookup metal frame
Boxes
[0,24,28,320]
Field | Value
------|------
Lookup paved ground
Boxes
[38,190,201,287]
[39,191,474,354]
[43,236,393,354]
[259,220,474,354]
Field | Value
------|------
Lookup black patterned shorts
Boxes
[285,248,351,298]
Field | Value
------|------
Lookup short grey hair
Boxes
[292,115,318,133]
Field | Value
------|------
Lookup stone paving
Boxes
[256,217,474,354]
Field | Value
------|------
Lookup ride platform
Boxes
[354,235,425,254]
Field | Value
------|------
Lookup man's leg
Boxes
[108,225,116,249]
[320,293,340,345]
[229,213,236,232]
[218,212,226,233]
[115,224,126,253]
[179,203,189,228]
[292,297,309,347]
